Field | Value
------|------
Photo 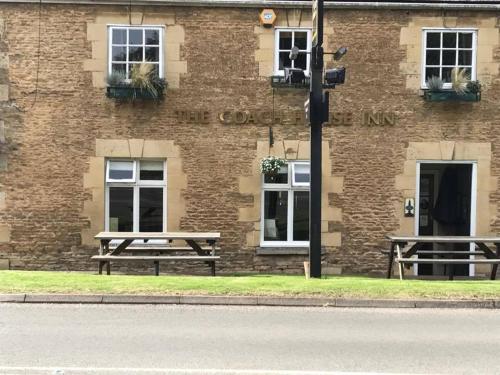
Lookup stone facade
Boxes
[0,3,498,275]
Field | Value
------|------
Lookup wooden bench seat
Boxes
[92,255,220,276]
[396,258,500,264]
[111,246,220,252]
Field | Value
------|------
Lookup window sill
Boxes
[256,247,326,256]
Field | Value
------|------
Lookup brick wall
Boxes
[0,4,498,274]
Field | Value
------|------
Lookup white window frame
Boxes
[105,159,167,233]
[274,28,312,77]
[421,28,477,89]
[260,161,310,247]
[107,25,165,79]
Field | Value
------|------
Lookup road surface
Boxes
[0,304,499,374]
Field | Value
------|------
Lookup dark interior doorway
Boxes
[418,163,472,277]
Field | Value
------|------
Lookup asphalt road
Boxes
[0,304,499,374]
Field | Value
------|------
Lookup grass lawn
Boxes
[0,271,500,300]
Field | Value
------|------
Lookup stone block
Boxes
[168,61,187,74]
[143,140,178,158]
[395,175,415,190]
[24,294,103,303]
[83,157,105,189]
[0,53,9,69]
[323,232,341,247]
[86,23,106,41]
[91,40,107,60]
[324,176,344,194]
[180,295,258,305]
[0,84,9,101]
[165,43,180,61]
[254,48,273,62]
[167,24,185,42]
[0,259,9,270]
[96,139,130,157]
[257,297,334,307]
[478,28,499,45]
[103,295,180,304]
[239,206,259,222]
[246,230,260,247]
[128,139,144,158]
[297,141,310,160]
[323,206,342,222]
[402,160,416,176]
[92,71,106,88]
[83,58,105,72]
[477,46,493,63]
[239,176,260,195]
[439,141,455,160]
[258,63,273,77]
[284,140,299,159]
[258,34,274,49]
[0,224,10,243]
[323,265,342,275]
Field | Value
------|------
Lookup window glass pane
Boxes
[140,161,164,180]
[293,191,309,241]
[112,29,127,44]
[264,165,288,184]
[458,50,472,66]
[458,33,472,48]
[442,67,453,82]
[139,188,163,232]
[264,191,288,241]
[426,50,440,66]
[294,53,307,70]
[145,47,159,62]
[145,29,159,45]
[111,63,126,75]
[442,50,456,66]
[109,187,133,232]
[426,32,440,48]
[112,46,127,61]
[129,47,143,62]
[279,31,292,49]
[293,163,310,184]
[129,29,143,45]
[425,67,440,81]
[442,33,456,48]
[279,52,291,70]
[294,32,308,49]
[108,161,134,180]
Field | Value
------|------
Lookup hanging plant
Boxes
[260,156,286,175]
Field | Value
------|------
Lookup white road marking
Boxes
[0,367,426,375]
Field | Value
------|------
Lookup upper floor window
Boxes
[274,28,311,76]
[422,29,477,88]
[105,160,166,233]
[108,26,164,79]
[261,162,310,247]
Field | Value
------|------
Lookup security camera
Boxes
[333,47,348,61]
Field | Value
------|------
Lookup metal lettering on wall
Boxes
[175,110,396,126]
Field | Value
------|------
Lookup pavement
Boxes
[0,293,499,308]
[1,304,500,374]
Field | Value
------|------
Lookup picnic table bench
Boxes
[92,232,221,276]
[385,235,500,280]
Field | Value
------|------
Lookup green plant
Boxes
[107,71,127,86]
[130,63,161,98]
[466,80,481,94]
[260,156,286,175]
[451,67,470,95]
[426,76,444,92]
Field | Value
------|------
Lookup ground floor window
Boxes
[105,160,166,232]
[261,162,310,246]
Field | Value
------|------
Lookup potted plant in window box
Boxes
[423,68,481,102]
[260,156,286,177]
[106,63,167,100]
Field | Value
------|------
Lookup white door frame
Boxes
[414,160,477,276]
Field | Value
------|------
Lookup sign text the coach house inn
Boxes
[175,110,397,127]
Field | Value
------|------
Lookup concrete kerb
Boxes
[0,294,499,308]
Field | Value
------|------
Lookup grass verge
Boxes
[0,271,499,300]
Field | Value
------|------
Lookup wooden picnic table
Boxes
[92,232,221,276]
[386,235,500,280]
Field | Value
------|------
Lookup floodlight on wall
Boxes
[333,47,348,61]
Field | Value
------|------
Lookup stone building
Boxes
[0,0,498,276]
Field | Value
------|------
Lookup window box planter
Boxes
[423,90,480,102]
[106,86,164,100]
[270,75,310,89]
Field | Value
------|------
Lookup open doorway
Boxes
[415,162,476,277]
